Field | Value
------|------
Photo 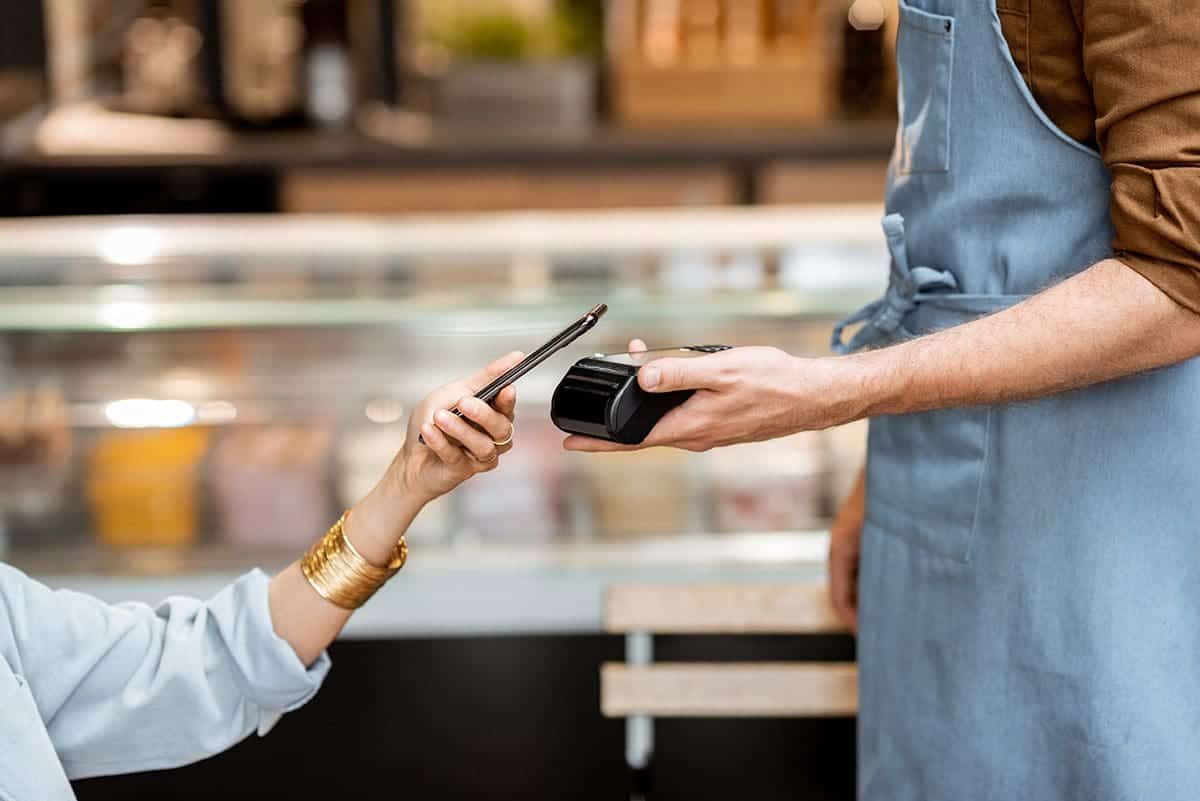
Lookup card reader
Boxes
[551,346,731,445]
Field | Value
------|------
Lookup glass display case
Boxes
[0,206,882,634]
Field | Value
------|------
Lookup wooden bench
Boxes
[602,583,856,798]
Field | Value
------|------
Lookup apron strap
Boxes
[832,214,959,354]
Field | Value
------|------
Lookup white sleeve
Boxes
[0,563,330,779]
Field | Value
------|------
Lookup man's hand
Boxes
[829,467,865,633]
[562,343,868,453]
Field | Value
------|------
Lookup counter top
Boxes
[0,206,888,332]
[10,532,829,638]
[0,205,886,258]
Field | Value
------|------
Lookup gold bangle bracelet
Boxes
[301,511,408,610]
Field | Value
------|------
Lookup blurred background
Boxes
[0,1,897,799]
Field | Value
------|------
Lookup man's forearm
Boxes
[850,259,1200,417]
[561,260,1200,455]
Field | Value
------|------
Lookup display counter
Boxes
[11,532,828,638]
[0,206,880,637]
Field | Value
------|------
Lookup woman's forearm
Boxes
[267,481,425,667]
[0,354,522,781]
[266,352,521,667]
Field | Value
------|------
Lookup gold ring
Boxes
[493,427,514,447]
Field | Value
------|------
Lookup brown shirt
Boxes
[996,0,1200,312]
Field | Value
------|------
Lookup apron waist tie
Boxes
[832,214,958,354]
[831,266,959,354]
[831,213,1027,355]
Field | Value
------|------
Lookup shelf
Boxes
[5,105,895,214]
[0,286,876,333]
[0,206,886,261]
[10,118,897,171]
[10,532,831,638]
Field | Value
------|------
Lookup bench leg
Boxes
[626,632,654,800]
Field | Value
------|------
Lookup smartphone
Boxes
[419,303,608,444]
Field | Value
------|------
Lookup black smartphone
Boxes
[419,303,608,444]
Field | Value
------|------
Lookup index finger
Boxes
[493,385,517,419]
[562,434,640,453]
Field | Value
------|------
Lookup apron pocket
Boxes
[865,404,989,563]
[895,0,955,174]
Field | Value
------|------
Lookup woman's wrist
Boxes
[301,511,407,610]
[344,475,426,566]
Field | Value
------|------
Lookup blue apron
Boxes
[834,1,1200,798]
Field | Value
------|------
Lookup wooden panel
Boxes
[280,168,738,214]
[605,583,846,634]
[601,663,857,718]
[607,2,842,130]
[611,61,834,129]
[760,160,889,205]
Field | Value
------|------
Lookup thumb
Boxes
[638,357,713,393]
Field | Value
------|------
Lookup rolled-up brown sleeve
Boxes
[1080,0,1200,312]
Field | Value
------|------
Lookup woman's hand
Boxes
[344,351,521,563]
[270,353,523,665]
[401,351,522,503]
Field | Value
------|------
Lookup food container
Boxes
[438,59,597,136]
[0,385,75,549]
[579,447,694,538]
[456,417,565,543]
[608,0,841,129]
[87,427,210,548]
[210,425,334,549]
[337,422,451,544]
[706,432,826,532]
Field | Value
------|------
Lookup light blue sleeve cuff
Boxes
[206,569,332,736]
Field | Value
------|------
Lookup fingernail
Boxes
[641,366,660,389]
